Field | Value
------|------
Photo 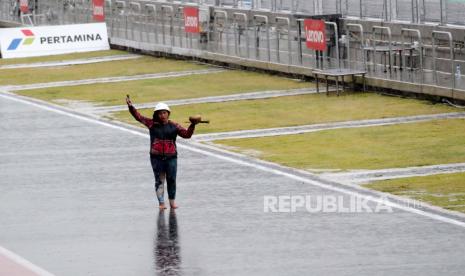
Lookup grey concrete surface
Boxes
[1,94,465,276]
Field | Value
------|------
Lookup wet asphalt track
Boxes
[1,94,465,276]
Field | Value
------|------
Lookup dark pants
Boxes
[150,156,177,203]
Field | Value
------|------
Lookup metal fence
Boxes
[1,0,465,93]
[2,0,465,25]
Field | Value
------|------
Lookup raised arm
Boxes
[174,122,195,139]
[126,96,153,128]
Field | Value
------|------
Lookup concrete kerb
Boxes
[1,91,464,228]
[319,163,465,185]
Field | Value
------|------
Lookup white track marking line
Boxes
[320,163,465,184]
[0,246,55,276]
[1,92,464,229]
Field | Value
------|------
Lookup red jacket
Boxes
[129,106,195,157]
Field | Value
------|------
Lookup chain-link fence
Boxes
[213,0,465,25]
[1,0,465,94]
[2,1,465,25]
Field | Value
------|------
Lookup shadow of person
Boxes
[154,209,181,275]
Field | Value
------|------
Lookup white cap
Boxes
[154,102,171,113]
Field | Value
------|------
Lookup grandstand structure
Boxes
[1,0,465,100]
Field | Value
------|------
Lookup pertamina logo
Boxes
[7,29,35,51]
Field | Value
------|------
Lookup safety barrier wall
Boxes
[1,0,465,99]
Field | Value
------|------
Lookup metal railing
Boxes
[1,0,464,94]
[3,0,465,25]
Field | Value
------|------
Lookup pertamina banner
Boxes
[304,19,326,51]
[184,7,200,33]
[92,0,105,22]
[0,23,109,59]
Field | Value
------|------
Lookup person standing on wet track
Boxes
[126,96,199,210]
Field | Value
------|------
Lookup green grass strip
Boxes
[364,173,465,213]
[113,93,458,134]
[0,49,127,66]
[0,56,208,85]
[17,70,310,106]
[213,119,465,171]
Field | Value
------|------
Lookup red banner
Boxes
[304,19,326,51]
[92,0,105,22]
[184,7,200,33]
[19,0,29,13]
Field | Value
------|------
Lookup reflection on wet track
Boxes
[155,210,181,275]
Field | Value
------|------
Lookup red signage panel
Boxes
[184,7,200,33]
[92,0,105,22]
[304,19,326,51]
[19,0,29,13]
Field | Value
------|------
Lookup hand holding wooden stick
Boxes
[187,115,209,124]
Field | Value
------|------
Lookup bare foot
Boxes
[169,200,178,209]
[159,203,167,210]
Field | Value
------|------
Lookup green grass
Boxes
[17,70,310,106]
[0,56,208,85]
[213,119,465,171]
[0,50,127,65]
[112,93,458,134]
[364,173,465,213]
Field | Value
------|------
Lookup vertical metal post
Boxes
[178,7,184,48]
[421,0,426,23]
[254,14,270,62]
[105,0,114,38]
[347,23,365,70]
[325,21,340,69]
[400,28,423,84]
[115,1,127,39]
[360,0,363,19]
[383,0,387,21]
[129,2,142,42]
[440,0,445,25]
[213,10,229,55]
[411,0,415,23]
[234,12,249,58]
[432,31,454,88]
[233,14,239,55]
[373,26,392,73]
[416,0,420,23]
[276,17,292,65]
[161,5,174,47]
[145,4,158,44]
[345,0,349,17]
[297,19,303,65]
